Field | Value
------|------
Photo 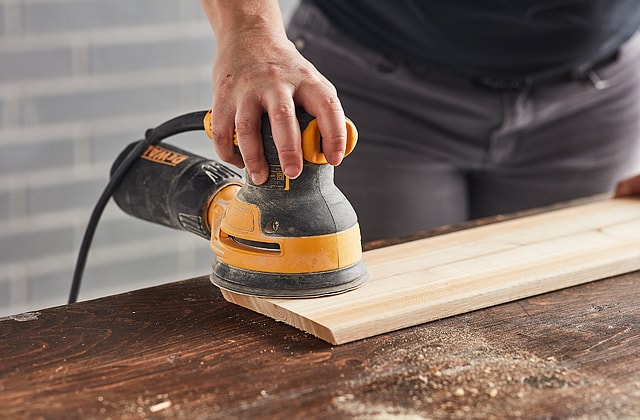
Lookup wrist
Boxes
[202,0,287,43]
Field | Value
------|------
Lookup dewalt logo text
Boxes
[140,145,189,166]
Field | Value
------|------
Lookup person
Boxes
[200,0,640,242]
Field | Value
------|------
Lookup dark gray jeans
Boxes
[288,3,640,241]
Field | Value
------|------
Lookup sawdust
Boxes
[82,393,179,420]
[333,394,426,419]
[332,324,638,419]
[0,311,41,322]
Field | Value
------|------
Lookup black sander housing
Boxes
[111,110,369,298]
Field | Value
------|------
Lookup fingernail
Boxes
[250,171,267,185]
[284,165,301,179]
[330,151,344,166]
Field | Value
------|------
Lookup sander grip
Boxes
[111,141,243,239]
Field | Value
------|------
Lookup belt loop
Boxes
[572,49,619,90]
[586,69,612,90]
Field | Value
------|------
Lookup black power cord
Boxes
[68,110,209,304]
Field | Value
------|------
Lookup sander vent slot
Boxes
[231,236,281,252]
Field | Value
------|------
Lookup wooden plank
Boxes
[222,197,640,345]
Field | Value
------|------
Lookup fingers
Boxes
[614,174,640,197]
[296,79,347,166]
[264,96,302,179]
[235,101,269,184]
[209,100,244,170]
[313,96,347,166]
[212,85,348,184]
[208,40,347,182]
[211,95,303,184]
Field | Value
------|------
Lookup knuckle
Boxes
[214,78,232,93]
[264,64,282,78]
[210,128,228,145]
[277,149,302,165]
[320,94,344,114]
[325,131,348,148]
[277,144,300,155]
[212,142,233,160]
[296,64,317,80]
[269,103,296,123]
[234,108,262,136]
[237,72,256,86]
[241,154,263,166]
[210,128,237,160]
[234,118,255,136]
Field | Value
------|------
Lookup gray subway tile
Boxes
[0,139,75,175]
[91,129,143,164]
[79,251,181,295]
[0,281,9,308]
[28,251,180,304]
[23,0,180,33]
[27,269,72,305]
[0,226,74,264]
[21,84,181,126]
[0,5,5,36]
[195,244,216,274]
[0,95,5,126]
[0,190,10,220]
[92,218,187,249]
[27,178,106,215]
[0,48,73,83]
[90,37,212,75]
[90,120,213,166]
[192,79,214,110]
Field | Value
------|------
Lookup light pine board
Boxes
[221,198,640,345]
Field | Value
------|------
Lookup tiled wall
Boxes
[0,0,299,315]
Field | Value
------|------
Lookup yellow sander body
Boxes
[112,110,369,298]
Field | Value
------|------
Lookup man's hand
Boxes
[201,0,347,184]
[615,174,640,197]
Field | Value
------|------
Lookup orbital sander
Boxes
[78,109,368,299]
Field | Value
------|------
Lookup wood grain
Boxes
[222,197,640,344]
[2,201,640,418]
[2,273,639,419]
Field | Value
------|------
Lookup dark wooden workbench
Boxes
[2,210,639,419]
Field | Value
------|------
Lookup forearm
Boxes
[200,0,287,43]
